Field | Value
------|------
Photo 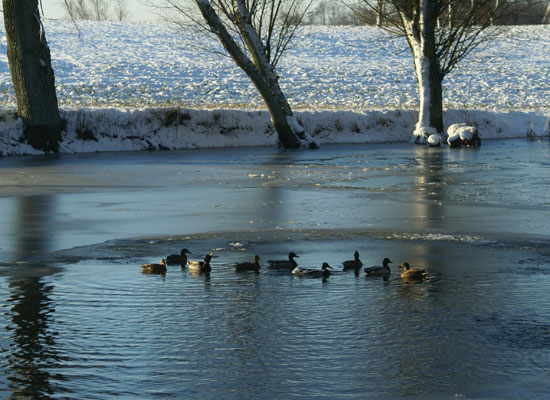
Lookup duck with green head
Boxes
[365,257,392,279]
[268,252,299,269]
[166,248,191,265]
[292,262,333,278]
[188,253,212,273]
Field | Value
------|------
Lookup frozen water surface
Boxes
[1,140,550,399]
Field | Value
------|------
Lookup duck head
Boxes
[321,262,333,270]
[383,258,392,267]
[400,262,411,271]
[289,252,299,259]
[181,248,192,255]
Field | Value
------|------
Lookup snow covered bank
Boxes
[1,107,547,156]
[0,21,549,155]
[1,22,550,111]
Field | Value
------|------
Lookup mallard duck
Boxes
[365,257,392,278]
[342,251,363,270]
[399,263,427,281]
[235,255,260,272]
[292,262,332,278]
[166,248,191,265]
[188,253,212,273]
[141,259,167,274]
[268,252,299,269]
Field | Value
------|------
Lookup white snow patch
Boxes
[427,133,443,146]
[0,107,546,156]
[412,125,437,144]
[447,122,478,141]
[1,21,550,155]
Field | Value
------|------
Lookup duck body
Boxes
[235,255,260,272]
[141,259,167,274]
[292,262,332,278]
[342,251,363,271]
[365,257,392,278]
[166,248,191,265]
[268,252,299,269]
[400,263,427,281]
[188,253,212,273]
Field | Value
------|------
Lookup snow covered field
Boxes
[0,20,549,155]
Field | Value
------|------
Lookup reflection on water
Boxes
[1,142,550,398]
[0,234,548,399]
[409,147,448,271]
[3,277,61,398]
[1,195,63,398]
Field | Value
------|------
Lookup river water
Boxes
[1,140,549,399]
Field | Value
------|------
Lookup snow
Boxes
[0,20,550,155]
[427,133,443,146]
[448,123,477,141]
[411,1,433,143]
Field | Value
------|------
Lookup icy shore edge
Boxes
[1,107,548,156]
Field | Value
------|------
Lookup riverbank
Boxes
[1,22,550,155]
[1,106,548,156]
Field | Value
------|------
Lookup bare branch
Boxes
[62,0,130,21]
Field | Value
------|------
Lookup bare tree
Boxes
[63,0,130,21]
[545,2,550,23]
[154,0,318,149]
[349,0,517,143]
[306,1,358,25]
[113,0,130,21]
[3,0,62,152]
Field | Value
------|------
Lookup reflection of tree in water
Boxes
[413,147,446,218]
[3,195,62,398]
[16,196,55,259]
[409,148,447,270]
[4,277,61,398]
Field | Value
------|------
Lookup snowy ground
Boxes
[0,20,549,155]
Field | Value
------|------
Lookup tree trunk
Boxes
[376,0,384,26]
[405,0,444,144]
[3,0,62,152]
[544,2,550,23]
[195,0,317,149]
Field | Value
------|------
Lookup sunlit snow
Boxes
[0,20,549,155]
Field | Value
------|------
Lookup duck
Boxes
[342,250,363,271]
[399,262,427,281]
[166,248,191,265]
[235,255,260,272]
[141,259,167,274]
[364,257,392,278]
[188,253,212,273]
[292,262,332,278]
[268,252,299,269]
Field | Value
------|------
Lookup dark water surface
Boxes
[1,141,550,399]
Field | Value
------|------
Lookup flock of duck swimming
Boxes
[140,249,428,282]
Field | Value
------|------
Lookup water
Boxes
[1,140,550,399]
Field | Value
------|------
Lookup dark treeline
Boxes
[305,0,550,25]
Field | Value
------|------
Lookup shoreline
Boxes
[1,106,548,156]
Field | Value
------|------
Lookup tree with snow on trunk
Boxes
[156,0,318,149]
[350,0,516,144]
